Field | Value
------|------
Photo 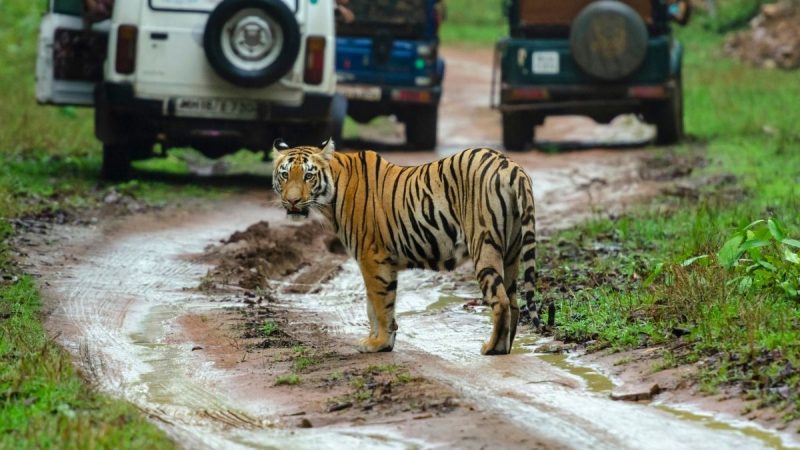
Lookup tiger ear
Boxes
[271,138,290,158]
[320,138,335,161]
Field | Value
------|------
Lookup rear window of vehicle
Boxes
[518,0,653,26]
[53,0,83,15]
[337,0,428,39]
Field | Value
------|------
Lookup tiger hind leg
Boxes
[504,260,521,348]
[475,256,512,355]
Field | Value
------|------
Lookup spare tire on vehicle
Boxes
[204,0,300,88]
[570,1,648,81]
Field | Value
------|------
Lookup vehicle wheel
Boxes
[570,1,648,81]
[653,75,684,145]
[102,143,132,181]
[204,0,301,88]
[405,105,438,150]
[502,112,534,151]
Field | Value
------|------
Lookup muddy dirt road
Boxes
[29,46,798,449]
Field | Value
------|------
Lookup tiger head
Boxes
[271,138,336,221]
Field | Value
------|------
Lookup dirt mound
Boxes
[725,1,800,70]
[200,220,343,290]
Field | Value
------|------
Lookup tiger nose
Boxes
[287,198,300,207]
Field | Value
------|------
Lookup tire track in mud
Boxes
[43,203,427,450]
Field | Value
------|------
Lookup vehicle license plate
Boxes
[532,51,560,75]
[174,97,258,120]
[337,85,382,102]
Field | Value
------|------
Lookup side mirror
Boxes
[668,0,691,26]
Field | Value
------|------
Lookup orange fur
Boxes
[273,141,538,355]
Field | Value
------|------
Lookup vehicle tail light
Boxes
[304,36,326,85]
[391,89,432,103]
[115,24,138,75]
[506,87,549,101]
[628,85,667,99]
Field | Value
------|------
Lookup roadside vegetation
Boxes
[537,8,800,422]
[440,0,504,45]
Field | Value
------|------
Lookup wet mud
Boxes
[19,45,799,449]
[25,193,797,449]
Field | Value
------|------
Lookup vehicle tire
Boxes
[502,111,534,151]
[204,0,301,88]
[570,1,648,81]
[405,105,438,150]
[653,75,683,145]
[101,143,132,181]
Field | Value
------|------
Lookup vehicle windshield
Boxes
[53,0,83,15]
[336,0,428,39]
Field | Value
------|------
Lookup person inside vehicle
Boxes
[83,0,113,25]
[335,0,356,24]
[665,0,691,25]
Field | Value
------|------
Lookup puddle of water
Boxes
[537,352,614,394]
[424,295,466,313]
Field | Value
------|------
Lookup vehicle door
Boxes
[35,0,109,106]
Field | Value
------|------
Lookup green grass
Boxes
[544,17,800,421]
[261,320,279,337]
[0,274,176,449]
[289,345,321,372]
[699,0,772,32]
[440,0,505,46]
[274,374,301,386]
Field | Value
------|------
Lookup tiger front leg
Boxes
[356,259,398,353]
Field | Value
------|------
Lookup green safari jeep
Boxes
[493,0,690,150]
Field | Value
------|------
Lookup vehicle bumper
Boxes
[496,81,677,115]
[94,82,334,151]
[96,82,334,122]
[337,84,441,105]
[336,84,441,121]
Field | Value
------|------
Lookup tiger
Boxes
[271,139,540,355]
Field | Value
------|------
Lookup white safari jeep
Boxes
[36,0,339,180]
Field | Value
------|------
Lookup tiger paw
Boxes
[481,338,511,356]
[356,332,395,353]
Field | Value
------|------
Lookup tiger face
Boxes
[271,138,336,221]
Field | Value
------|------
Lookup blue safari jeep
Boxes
[335,0,445,150]
[494,0,690,150]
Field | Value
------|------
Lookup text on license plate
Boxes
[337,85,382,102]
[532,51,560,75]
[174,97,258,120]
